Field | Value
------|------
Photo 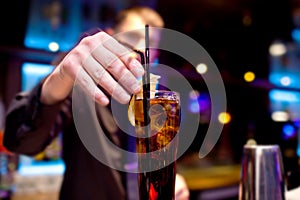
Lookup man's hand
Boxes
[175,174,190,200]
[40,31,144,105]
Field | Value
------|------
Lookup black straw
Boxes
[144,24,150,97]
[143,25,151,154]
[143,25,151,191]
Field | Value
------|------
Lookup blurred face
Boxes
[113,13,161,63]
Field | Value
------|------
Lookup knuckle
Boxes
[94,68,105,81]
[98,31,110,41]
[103,53,118,67]
[62,58,77,75]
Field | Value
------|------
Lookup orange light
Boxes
[218,112,231,124]
[244,71,255,82]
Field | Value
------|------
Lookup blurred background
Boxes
[0,0,300,199]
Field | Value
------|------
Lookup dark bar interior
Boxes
[0,0,300,199]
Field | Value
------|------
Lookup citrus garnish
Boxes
[128,94,136,126]
[127,73,161,127]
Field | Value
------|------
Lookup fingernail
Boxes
[132,67,144,77]
[120,93,131,104]
[131,83,142,93]
[95,95,109,106]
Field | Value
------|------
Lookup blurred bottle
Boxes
[0,98,4,131]
[0,97,16,200]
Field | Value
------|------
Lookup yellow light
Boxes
[48,42,59,52]
[218,112,231,124]
[244,71,255,82]
[269,42,286,56]
[196,63,208,74]
[271,111,289,122]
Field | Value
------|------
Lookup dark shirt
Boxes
[3,83,135,200]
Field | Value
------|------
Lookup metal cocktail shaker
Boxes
[239,144,286,200]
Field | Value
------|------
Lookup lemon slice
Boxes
[127,73,161,126]
[128,94,136,126]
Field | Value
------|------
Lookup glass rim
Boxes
[135,90,180,100]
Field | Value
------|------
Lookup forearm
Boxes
[3,83,63,156]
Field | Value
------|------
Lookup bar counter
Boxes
[177,152,241,199]
[12,192,58,200]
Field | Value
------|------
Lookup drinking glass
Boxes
[134,90,181,200]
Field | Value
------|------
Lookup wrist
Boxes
[40,67,73,105]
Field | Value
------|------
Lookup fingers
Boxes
[175,174,190,200]
[91,45,142,94]
[89,31,144,78]
[83,56,132,104]
[65,31,145,105]
[102,36,145,76]
[74,67,110,105]
[85,32,144,104]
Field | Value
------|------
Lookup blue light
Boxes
[24,0,81,52]
[22,63,54,75]
[282,124,296,139]
[189,101,200,113]
[294,120,300,128]
[18,160,65,176]
[22,62,54,91]
[198,93,210,112]
[297,147,300,158]
[188,92,211,115]
[292,28,300,42]
[269,72,300,89]
[269,89,300,103]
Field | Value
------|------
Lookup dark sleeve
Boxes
[3,83,63,156]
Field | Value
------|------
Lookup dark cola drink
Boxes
[135,91,180,200]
